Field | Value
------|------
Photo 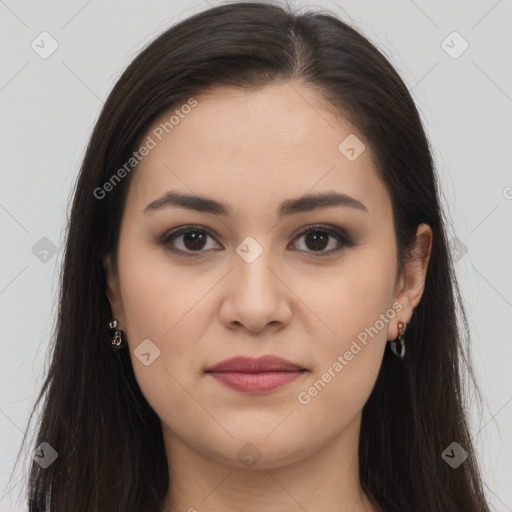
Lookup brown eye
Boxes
[303,230,330,251]
[160,224,354,258]
[181,231,207,251]
[290,225,354,256]
[160,226,221,257]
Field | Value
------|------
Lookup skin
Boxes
[104,81,432,512]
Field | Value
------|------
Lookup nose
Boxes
[218,243,292,334]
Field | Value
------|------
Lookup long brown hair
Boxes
[13,1,490,510]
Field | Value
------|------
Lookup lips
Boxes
[205,355,307,394]
[205,355,306,373]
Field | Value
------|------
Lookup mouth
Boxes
[204,355,308,394]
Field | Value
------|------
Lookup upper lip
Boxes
[205,355,306,373]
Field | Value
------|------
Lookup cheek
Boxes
[117,230,211,341]
[118,257,214,427]
[295,298,390,442]
[296,245,397,415]
[312,244,398,348]
[114,233,218,401]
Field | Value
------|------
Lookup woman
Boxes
[18,1,491,511]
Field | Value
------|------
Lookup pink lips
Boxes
[205,355,307,394]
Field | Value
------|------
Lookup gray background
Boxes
[0,0,511,510]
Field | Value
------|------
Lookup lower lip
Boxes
[206,370,306,394]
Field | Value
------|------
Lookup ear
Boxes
[103,253,126,327]
[388,223,433,340]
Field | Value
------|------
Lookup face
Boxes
[105,81,431,471]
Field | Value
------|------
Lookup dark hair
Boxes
[13,1,490,510]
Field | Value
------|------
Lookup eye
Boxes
[159,223,354,258]
[159,225,221,257]
[289,224,354,256]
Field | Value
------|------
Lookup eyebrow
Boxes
[143,190,368,217]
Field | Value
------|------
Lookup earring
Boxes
[389,320,406,359]
[109,319,125,351]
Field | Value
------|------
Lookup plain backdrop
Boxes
[0,0,511,510]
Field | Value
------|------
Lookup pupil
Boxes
[306,231,328,251]
[184,232,206,250]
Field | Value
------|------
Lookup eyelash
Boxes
[159,224,355,258]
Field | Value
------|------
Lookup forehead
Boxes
[125,82,389,219]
